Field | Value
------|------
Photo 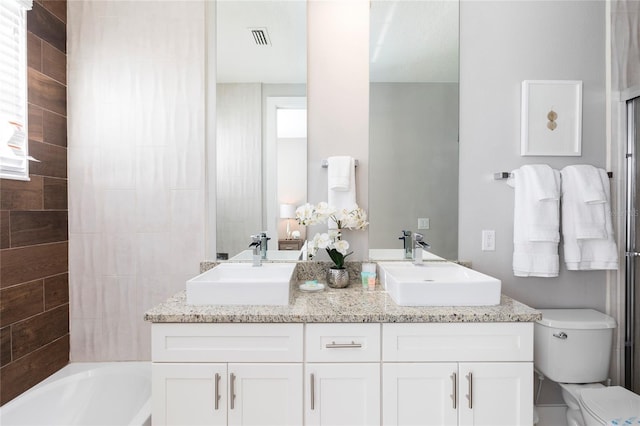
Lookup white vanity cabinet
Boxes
[151,321,534,426]
[153,362,227,425]
[382,323,534,426]
[456,362,533,426]
[151,323,304,426]
[382,362,458,425]
[304,324,381,426]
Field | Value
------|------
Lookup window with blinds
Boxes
[0,0,33,181]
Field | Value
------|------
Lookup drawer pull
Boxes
[466,372,473,409]
[230,373,236,410]
[325,341,362,349]
[310,373,315,410]
[214,373,221,410]
[451,372,457,409]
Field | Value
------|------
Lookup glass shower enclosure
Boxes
[625,95,640,391]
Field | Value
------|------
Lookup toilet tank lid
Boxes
[537,309,616,329]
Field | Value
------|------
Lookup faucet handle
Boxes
[399,230,411,239]
[414,233,431,249]
[249,235,261,246]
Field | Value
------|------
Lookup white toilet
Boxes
[535,308,640,426]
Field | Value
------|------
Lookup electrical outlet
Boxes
[482,230,495,251]
[418,218,430,230]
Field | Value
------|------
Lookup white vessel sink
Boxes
[186,262,297,306]
[368,248,445,261]
[229,249,302,261]
[377,261,501,306]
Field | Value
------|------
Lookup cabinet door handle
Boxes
[466,372,473,409]
[230,373,236,410]
[310,373,315,410]
[325,341,362,349]
[451,372,457,409]
[214,373,221,410]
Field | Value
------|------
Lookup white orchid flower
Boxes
[315,202,335,221]
[296,203,316,225]
[315,233,332,249]
[333,239,350,255]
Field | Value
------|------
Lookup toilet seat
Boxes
[579,386,640,424]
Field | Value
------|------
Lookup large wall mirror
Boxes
[368,0,459,260]
[214,0,459,261]
[216,0,307,259]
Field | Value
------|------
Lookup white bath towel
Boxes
[561,165,607,239]
[327,156,352,191]
[561,165,618,270]
[328,156,357,222]
[508,165,561,277]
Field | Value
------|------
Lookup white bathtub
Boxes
[0,362,151,426]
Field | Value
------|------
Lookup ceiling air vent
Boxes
[250,28,271,46]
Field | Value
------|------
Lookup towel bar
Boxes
[493,172,512,180]
[493,171,614,180]
[322,159,359,168]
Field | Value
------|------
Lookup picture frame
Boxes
[521,80,582,156]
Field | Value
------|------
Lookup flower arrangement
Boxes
[295,202,369,230]
[296,202,368,269]
[309,229,351,269]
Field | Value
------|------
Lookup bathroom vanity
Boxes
[145,276,540,426]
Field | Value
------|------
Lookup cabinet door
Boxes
[383,363,458,426]
[458,362,533,426]
[305,363,380,426]
[152,363,227,426]
[228,363,303,426]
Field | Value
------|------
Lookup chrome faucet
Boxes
[258,232,270,259]
[249,235,262,267]
[399,230,413,259]
[413,232,431,265]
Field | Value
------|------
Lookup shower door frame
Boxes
[625,95,640,390]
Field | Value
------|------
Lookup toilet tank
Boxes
[534,309,616,383]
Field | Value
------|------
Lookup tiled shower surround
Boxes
[67,1,206,361]
[0,0,69,406]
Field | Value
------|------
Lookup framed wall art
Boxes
[521,80,582,156]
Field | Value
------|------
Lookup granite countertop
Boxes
[144,281,541,324]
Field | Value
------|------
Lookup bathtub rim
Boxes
[0,361,151,426]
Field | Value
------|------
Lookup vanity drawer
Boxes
[383,322,533,362]
[152,323,303,362]
[305,323,380,362]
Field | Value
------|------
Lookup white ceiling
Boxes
[216,0,459,84]
[216,1,307,83]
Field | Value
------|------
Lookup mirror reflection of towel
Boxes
[327,156,352,191]
[327,156,357,227]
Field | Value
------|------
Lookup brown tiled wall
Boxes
[0,0,68,406]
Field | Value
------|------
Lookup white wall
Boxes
[307,0,369,260]
[68,0,206,360]
[459,0,608,310]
